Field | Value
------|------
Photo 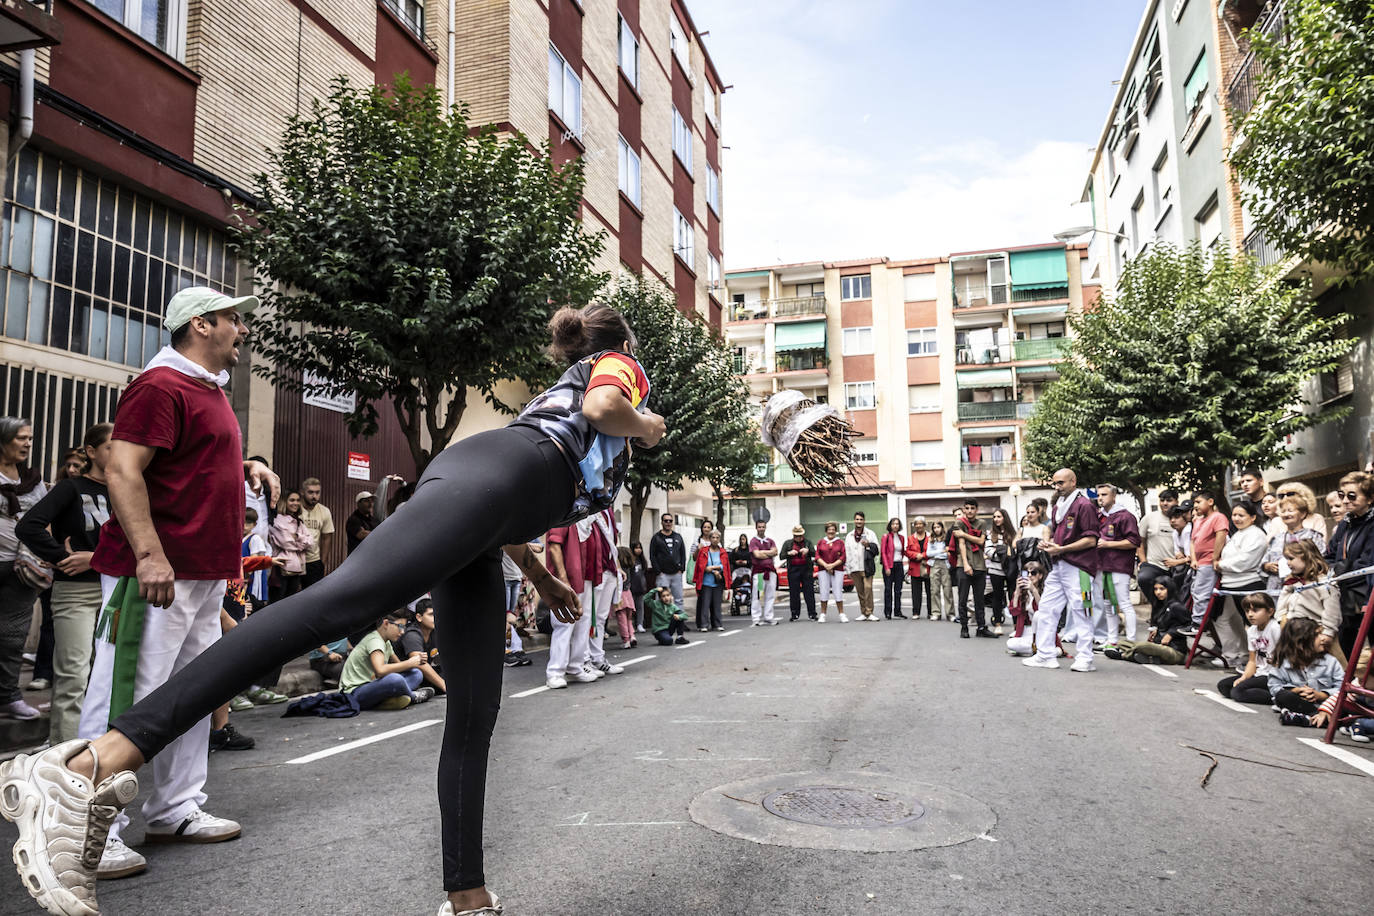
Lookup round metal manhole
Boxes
[761,786,924,829]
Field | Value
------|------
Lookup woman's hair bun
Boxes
[547,306,589,364]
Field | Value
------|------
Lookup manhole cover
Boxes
[761,786,924,828]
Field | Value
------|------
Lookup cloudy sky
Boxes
[687,0,1146,268]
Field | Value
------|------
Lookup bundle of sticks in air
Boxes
[760,390,862,489]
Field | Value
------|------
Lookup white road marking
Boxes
[634,749,769,762]
[680,640,704,648]
[671,718,746,724]
[286,719,441,764]
[1192,688,1259,714]
[510,685,550,699]
[619,655,656,667]
[1137,664,1178,679]
[557,820,691,827]
[1296,737,1374,777]
[718,629,741,638]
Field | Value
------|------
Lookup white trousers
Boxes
[817,569,844,603]
[1032,562,1094,664]
[547,584,592,678]
[79,575,226,839]
[584,572,622,665]
[1093,571,1137,642]
[751,572,776,623]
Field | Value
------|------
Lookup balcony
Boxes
[1243,226,1286,269]
[1017,401,1038,420]
[1012,338,1068,361]
[1227,1,1288,120]
[774,349,828,372]
[953,284,1008,309]
[956,344,1012,366]
[1011,285,1069,303]
[729,295,826,322]
[957,402,1018,422]
[754,463,807,485]
[961,460,1022,482]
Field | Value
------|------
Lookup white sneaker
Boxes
[635,625,647,633]
[0,739,139,916]
[438,891,504,914]
[97,835,146,879]
[817,614,826,623]
[1022,655,1060,669]
[1070,659,1097,673]
[144,807,241,844]
[585,664,606,679]
[570,668,598,684]
[1005,635,1033,657]
[838,613,850,623]
[546,675,568,689]
[593,661,624,675]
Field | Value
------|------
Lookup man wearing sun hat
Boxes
[76,287,279,880]
[784,524,817,622]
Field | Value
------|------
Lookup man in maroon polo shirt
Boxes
[1025,468,1101,672]
[1094,483,1142,648]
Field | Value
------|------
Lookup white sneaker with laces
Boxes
[817,614,826,623]
[584,664,606,680]
[570,668,598,684]
[594,661,624,675]
[143,807,241,844]
[438,891,503,915]
[1005,635,1033,657]
[1070,659,1097,673]
[546,675,568,689]
[0,738,139,916]
[838,613,850,623]
[97,835,146,879]
[1022,655,1060,669]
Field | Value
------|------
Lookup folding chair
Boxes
[1322,589,1374,744]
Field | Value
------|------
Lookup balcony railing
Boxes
[754,463,807,485]
[1227,0,1288,119]
[956,345,1012,366]
[729,294,826,322]
[1017,401,1038,420]
[953,284,1008,309]
[774,349,828,372]
[1011,285,1069,303]
[957,402,1018,421]
[381,0,428,42]
[1243,226,1286,268]
[961,461,1022,482]
[1013,338,1068,361]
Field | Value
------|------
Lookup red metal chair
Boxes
[1322,589,1374,744]
[1184,592,1227,669]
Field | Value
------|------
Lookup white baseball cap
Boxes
[164,286,260,332]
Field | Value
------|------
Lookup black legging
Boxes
[109,425,573,893]
[883,561,905,618]
[1218,673,1271,705]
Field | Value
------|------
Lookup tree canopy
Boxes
[608,277,764,544]
[1229,0,1374,280]
[236,76,606,474]
[1023,244,1353,494]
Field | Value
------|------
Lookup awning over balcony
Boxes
[1008,248,1069,291]
[774,320,827,352]
[956,368,1013,388]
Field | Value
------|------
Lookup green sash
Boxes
[93,576,149,726]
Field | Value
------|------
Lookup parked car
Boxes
[775,563,852,591]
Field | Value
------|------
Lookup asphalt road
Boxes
[3,592,1371,916]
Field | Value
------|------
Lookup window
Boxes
[903,273,936,301]
[0,147,236,366]
[910,441,944,470]
[725,498,766,527]
[841,327,873,355]
[91,1,187,59]
[907,327,938,356]
[381,0,424,38]
[844,382,876,410]
[617,136,641,208]
[1195,194,1221,248]
[673,208,694,265]
[706,165,720,214]
[908,384,940,414]
[840,275,871,300]
[708,254,721,291]
[706,82,720,129]
[852,440,878,466]
[1130,192,1144,252]
[1150,147,1169,221]
[1021,321,1066,340]
[670,14,689,72]
[794,282,823,298]
[617,15,639,89]
[547,44,582,136]
[1113,225,1126,275]
[671,107,693,169]
[1318,353,1354,403]
[1182,48,1209,113]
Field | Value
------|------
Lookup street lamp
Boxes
[1008,483,1022,522]
[1054,226,1129,243]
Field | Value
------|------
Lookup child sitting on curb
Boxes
[1268,617,1345,728]
[340,612,436,711]
[646,586,690,646]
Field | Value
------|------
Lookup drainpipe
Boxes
[7,49,35,163]
[446,0,456,109]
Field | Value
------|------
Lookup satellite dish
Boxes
[752,506,771,524]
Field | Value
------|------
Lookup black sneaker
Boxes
[1279,709,1311,727]
[894,612,907,619]
[209,724,255,752]
[674,636,690,645]
[1132,653,1159,664]
[412,687,436,704]
[975,628,996,638]
[504,653,522,667]
[1103,646,1125,660]
[959,627,970,639]
[513,652,533,666]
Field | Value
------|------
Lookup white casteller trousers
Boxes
[1032,561,1095,665]
[751,572,777,624]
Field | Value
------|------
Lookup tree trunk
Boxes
[711,479,726,532]
[392,383,470,479]
[628,480,650,547]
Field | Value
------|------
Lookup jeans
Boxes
[655,571,684,605]
[1190,565,1217,625]
[351,668,423,709]
[653,618,686,645]
[956,568,987,629]
[883,561,905,618]
[0,567,38,704]
[106,424,574,893]
[504,579,521,613]
[631,592,646,629]
[909,574,929,619]
[697,583,724,629]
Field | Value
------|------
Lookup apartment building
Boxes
[0,1,725,562]
[721,243,1089,542]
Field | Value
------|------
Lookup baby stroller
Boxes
[730,569,752,616]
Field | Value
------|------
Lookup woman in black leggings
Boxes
[2,304,665,916]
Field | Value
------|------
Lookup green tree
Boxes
[236,76,605,475]
[609,276,762,545]
[705,405,769,534]
[1023,244,1353,496]
[1229,0,1374,280]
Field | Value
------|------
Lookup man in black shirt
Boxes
[649,513,687,606]
[345,491,376,554]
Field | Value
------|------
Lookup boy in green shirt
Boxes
[340,613,435,710]
[646,586,690,646]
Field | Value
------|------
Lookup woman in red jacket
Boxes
[692,530,728,631]
[881,518,908,619]
[904,516,932,621]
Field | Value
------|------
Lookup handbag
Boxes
[14,542,53,590]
